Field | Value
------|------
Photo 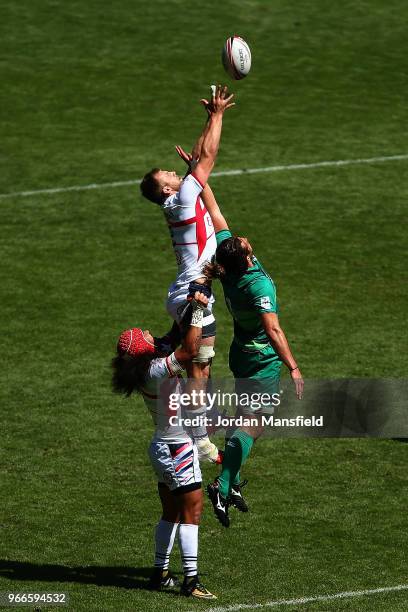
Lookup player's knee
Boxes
[182,505,202,525]
[192,344,215,364]
[184,511,201,525]
[181,493,203,524]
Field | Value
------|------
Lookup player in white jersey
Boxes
[162,172,217,323]
[112,291,218,600]
[140,86,234,464]
[140,85,234,329]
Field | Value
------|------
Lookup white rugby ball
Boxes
[222,36,251,80]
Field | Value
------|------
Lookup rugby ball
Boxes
[222,36,251,80]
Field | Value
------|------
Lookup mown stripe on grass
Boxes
[1,154,408,200]
[201,583,408,611]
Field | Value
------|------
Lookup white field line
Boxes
[1,153,408,201]
[200,583,408,612]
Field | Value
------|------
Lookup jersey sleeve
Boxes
[246,276,278,314]
[147,353,184,381]
[178,173,204,207]
[216,229,232,246]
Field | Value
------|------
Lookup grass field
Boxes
[1,0,408,610]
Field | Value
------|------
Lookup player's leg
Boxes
[208,346,281,525]
[208,417,263,526]
[175,487,216,599]
[181,307,218,461]
[222,414,251,513]
[147,441,181,590]
[217,423,259,493]
[220,399,254,513]
[176,488,202,583]
[166,440,216,599]
[207,345,258,525]
[207,420,256,528]
[167,282,216,393]
[167,286,219,459]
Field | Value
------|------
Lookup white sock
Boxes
[178,523,198,577]
[154,520,179,570]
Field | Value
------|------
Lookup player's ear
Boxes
[162,185,172,196]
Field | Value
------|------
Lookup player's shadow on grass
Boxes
[0,560,176,592]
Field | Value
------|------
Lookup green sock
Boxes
[224,431,241,486]
[218,430,254,499]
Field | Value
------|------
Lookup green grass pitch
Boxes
[1,0,408,610]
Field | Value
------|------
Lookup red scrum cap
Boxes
[117,328,155,357]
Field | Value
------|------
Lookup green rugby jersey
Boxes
[216,229,279,350]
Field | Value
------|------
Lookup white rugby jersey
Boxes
[162,173,216,288]
[140,353,191,443]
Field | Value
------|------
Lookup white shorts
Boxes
[166,282,215,326]
[148,438,202,492]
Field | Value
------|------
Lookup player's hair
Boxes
[204,237,249,279]
[111,354,152,396]
[140,168,163,205]
[203,260,226,280]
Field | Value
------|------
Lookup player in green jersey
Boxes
[201,185,304,527]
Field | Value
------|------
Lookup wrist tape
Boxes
[167,352,183,375]
[190,304,204,328]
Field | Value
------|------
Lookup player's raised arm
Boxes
[190,98,213,162]
[172,292,209,365]
[193,85,234,187]
[261,312,304,400]
[175,105,212,177]
[175,143,229,231]
[201,184,229,233]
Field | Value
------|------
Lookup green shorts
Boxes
[229,338,282,415]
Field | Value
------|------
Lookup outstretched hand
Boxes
[211,84,235,114]
[175,145,194,166]
[200,97,213,117]
[175,145,198,172]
